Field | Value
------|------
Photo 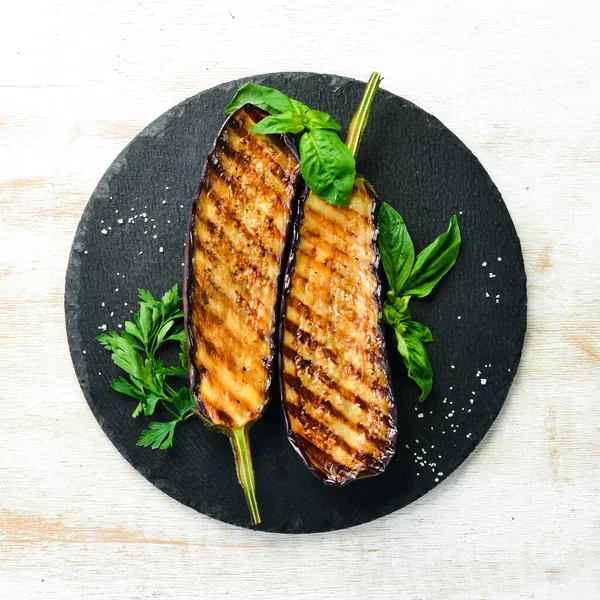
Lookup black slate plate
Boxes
[65,73,526,533]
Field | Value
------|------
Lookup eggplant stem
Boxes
[345,72,382,160]
[230,424,261,525]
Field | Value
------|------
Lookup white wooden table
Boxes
[1,1,599,598]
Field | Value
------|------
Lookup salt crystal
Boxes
[481,378,487,385]
[417,413,424,418]
[482,261,487,267]
[117,218,123,224]
[159,247,164,253]
[497,257,502,261]
[489,273,496,278]
[101,229,108,235]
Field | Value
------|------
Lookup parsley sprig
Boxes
[97,285,195,449]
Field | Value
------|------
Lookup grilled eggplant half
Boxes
[280,73,397,484]
[184,104,301,523]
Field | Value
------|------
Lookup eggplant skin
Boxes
[280,178,397,485]
[184,105,301,430]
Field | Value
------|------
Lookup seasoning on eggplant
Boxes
[280,73,397,485]
[184,104,301,524]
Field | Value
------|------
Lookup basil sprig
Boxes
[226,83,355,206]
[379,203,461,401]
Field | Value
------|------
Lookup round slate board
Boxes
[65,73,526,533]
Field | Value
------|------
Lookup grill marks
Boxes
[282,179,396,484]
[187,106,299,429]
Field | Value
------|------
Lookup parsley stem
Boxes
[161,401,183,421]
[345,72,382,160]
[230,424,261,525]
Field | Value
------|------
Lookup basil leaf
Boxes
[401,215,461,298]
[303,109,341,131]
[382,294,410,331]
[225,82,293,115]
[394,330,433,402]
[252,111,305,135]
[407,320,433,343]
[299,130,356,206]
[378,203,415,295]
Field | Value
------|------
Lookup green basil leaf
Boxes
[299,130,356,206]
[378,203,415,294]
[225,82,293,115]
[252,111,305,135]
[401,215,461,298]
[382,295,411,331]
[394,330,433,402]
[303,109,341,131]
[408,320,433,343]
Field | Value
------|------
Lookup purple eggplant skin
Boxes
[184,104,301,429]
[279,177,397,486]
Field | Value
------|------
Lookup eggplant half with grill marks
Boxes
[184,104,301,524]
[280,74,397,484]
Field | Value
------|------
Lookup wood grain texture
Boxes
[0,0,599,598]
